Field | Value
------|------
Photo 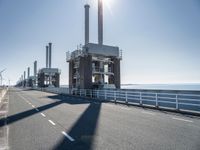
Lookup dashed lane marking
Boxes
[172,117,193,123]
[40,113,46,117]
[48,120,56,126]
[62,131,75,142]
[142,111,155,116]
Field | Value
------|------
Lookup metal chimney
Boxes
[98,0,103,45]
[46,46,49,68]
[49,42,52,68]
[85,4,90,45]
[27,67,30,78]
[24,71,26,80]
[34,61,37,78]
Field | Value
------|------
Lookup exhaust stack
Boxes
[24,71,26,80]
[49,43,52,68]
[46,46,49,68]
[27,67,30,78]
[98,0,103,45]
[34,61,37,77]
[85,4,90,45]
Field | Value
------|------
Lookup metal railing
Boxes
[0,87,8,103]
[37,87,200,114]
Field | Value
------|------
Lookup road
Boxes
[0,88,200,150]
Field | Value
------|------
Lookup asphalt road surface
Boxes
[0,88,200,150]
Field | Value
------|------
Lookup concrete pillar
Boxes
[113,58,121,89]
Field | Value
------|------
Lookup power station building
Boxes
[67,0,122,90]
[38,43,61,87]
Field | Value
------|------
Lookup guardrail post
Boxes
[105,90,107,100]
[156,93,158,108]
[114,91,117,103]
[85,90,86,97]
[80,90,81,96]
[140,92,142,105]
[97,90,99,99]
[125,91,128,104]
[176,95,179,110]
[90,90,92,98]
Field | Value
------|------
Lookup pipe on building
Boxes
[85,4,90,45]
[98,0,103,45]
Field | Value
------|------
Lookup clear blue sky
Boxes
[0,0,200,85]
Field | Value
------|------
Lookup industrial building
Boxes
[16,61,37,87]
[67,0,122,90]
[37,43,60,88]
[16,43,61,88]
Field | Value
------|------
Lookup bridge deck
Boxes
[0,88,200,150]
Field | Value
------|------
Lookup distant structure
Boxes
[26,61,38,87]
[16,42,61,88]
[67,0,122,90]
[38,43,61,87]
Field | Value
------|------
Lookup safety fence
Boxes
[0,87,8,103]
[36,87,200,114]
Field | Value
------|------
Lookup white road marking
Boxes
[142,111,155,116]
[62,131,75,142]
[40,113,46,117]
[172,117,193,123]
[31,105,35,108]
[0,111,7,114]
[120,106,131,110]
[35,108,39,111]
[48,120,56,126]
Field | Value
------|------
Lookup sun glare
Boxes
[103,0,114,15]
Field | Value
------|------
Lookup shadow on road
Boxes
[0,90,103,150]
[54,103,102,150]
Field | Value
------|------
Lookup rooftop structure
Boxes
[67,0,122,90]
[38,43,61,88]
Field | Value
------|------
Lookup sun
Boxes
[103,0,113,7]
[102,0,114,15]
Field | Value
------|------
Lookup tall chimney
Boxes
[46,46,49,68]
[24,71,26,80]
[85,4,90,45]
[49,42,52,68]
[27,67,30,78]
[34,61,37,78]
[98,0,103,45]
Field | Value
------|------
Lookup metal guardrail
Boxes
[37,87,200,114]
[0,87,8,103]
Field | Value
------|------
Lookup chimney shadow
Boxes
[53,102,102,150]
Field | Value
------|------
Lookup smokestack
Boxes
[49,42,52,68]
[85,4,90,45]
[24,71,26,80]
[27,67,30,78]
[34,61,37,77]
[98,0,103,45]
[46,46,49,68]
